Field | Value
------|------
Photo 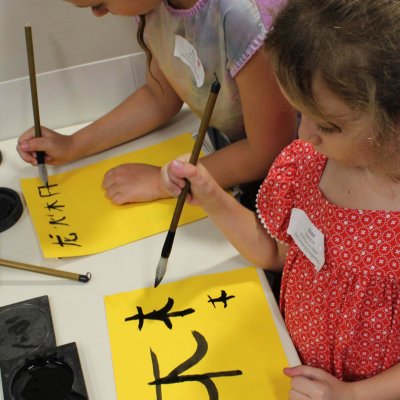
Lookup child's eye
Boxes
[316,124,341,134]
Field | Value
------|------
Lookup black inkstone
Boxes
[0,296,57,400]
[0,296,56,363]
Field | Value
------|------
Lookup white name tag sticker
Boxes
[174,35,205,87]
[287,208,325,271]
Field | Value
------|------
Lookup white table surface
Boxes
[0,108,299,399]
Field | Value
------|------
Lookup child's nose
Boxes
[297,116,322,146]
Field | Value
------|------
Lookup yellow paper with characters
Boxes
[104,267,291,400]
[19,133,206,258]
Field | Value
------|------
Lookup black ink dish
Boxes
[0,187,23,233]
[2,342,88,400]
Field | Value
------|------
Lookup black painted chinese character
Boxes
[125,298,194,330]
[37,184,60,198]
[48,216,69,226]
[45,199,65,212]
[207,290,235,308]
[149,330,242,399]
[49,233,81,247]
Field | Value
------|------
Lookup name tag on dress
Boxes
[174,35,205,88]
[287,208,325,272]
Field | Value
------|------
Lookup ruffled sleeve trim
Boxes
[256,187,290,246]
[230,33,266,77]
[163,0,209,18]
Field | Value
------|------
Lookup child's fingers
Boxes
[16,127,35,160]
[16,143,37,165]
[161,160,187,197]
[163,158,217,206]
[170,159,212,185]
[169,160,211,194]
[284,366,308,378]
[285,367,322,400]
[284,365,327,381]
[284,365,347,400]
[18,137,43,153]
[175,153,191,163]
[169,159,198,180]
[18,126,36,142]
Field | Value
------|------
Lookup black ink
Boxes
[48,215,69,226]
[125,298,194,330]
[37,184,60,198]
[208,290,235,308]
[7,318,29,335]
[149,330,242,400]
[4,317,37,350]
[35,184,81,247]
[49,233,82,247]
[45,200,65,212]
[11,354,86,400]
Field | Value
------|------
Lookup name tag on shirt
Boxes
[174,35,205,88]
[287,208,325,272]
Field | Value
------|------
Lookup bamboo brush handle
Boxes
[0,258,91,282]
[169,80,221,232]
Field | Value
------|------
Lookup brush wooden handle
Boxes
[25,26,42,140]
[25,25,48,185]
[0,258,91,282]
[155,79,221,287]
[168,80,221,233]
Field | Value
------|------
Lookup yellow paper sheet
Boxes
[20,133,206,258]
[104,267,290,400]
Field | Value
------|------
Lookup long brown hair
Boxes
[265,0,400,151]
[136,15,152,71]
[136,14,162,87]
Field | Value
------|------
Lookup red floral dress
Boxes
[256,140,400,381]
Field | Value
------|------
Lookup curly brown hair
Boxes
[265,0,400,152]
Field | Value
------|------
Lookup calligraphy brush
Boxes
[154,78,221,288]
[25,25,48,186]
[0,258,91,282]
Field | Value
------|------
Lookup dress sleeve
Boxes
[221,0,268,77]
[256,140,299,245]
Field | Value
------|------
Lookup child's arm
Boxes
[95,50,297,204]
[284,363,400,400]
[162,158,287,271]
[198,50,297,188]
[17,56,183,165]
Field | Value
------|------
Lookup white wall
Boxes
[0,0,146,140]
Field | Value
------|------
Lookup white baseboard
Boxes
[0,52,146,140]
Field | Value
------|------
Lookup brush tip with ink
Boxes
[154,257,167,288]
[38,159,48,186]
